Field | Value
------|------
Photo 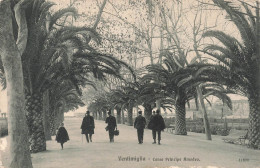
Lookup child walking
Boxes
[56,123,70,149]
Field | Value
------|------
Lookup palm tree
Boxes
[201,0,260,148]
[14,0,134,153]
[91,95,111,120]
[142,52,233,135]
[105,81,170,126]
[138,81,173,122]
[19,0,97,153]
[48,80,84,135]
[106,90,125,124]
[142,52,189,135]
[90,82,139,126]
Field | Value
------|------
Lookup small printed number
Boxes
[239,158,249,162]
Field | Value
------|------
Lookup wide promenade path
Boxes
[30,117,260,168]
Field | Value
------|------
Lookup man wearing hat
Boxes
[81,111,95,143]
[105,110,117,142]
[134,111,146,144]
[152,109,166,145]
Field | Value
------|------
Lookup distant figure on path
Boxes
[105,111,117,142]
[81,111,95,143]
[134,111,146,144]
[56,123,69,149]
[149,109,165,145]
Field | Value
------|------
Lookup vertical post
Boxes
[121,106,125,124]
[197,85,212,140]
[256,1,260,114]
[232,116,234,129]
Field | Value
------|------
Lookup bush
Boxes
[210,126,219,135]
[193,126,204,133]
[0,119,8,137]
[216,128,230,136]
[0,126,8,137]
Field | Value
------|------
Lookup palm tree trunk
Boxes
[121,107,125,124]
[60,112,64,123]
[0,1,33,167]
[248,95,260,149]
[111,108,115,116]
[144,103,152,123]
[116,107,121,124]
[127,103,133,126]
[43,90,51,140]
[98,111,102,120]
[49,108,56,135]
[250,1,260,149]
[25,92,46,153]
[102,111,106,121]
[53,109,61,133]
[175,97,187,135]
[55,109,64,129]
[156,99,161,110]
[94,112,97,120]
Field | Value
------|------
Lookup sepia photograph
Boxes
[0,0,260,167]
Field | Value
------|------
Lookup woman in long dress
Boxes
[56,123,70,149]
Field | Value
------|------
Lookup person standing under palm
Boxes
[105,111,117,142]
[151,109,165,145]
[134,111,146,144]
[81,111,95,143]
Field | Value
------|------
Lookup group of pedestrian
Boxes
[134,109,166,145]
[55,109,165,149]
[80,110,117,143]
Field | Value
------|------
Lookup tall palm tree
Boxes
[19,0,98,153]
[142,52,189,135]
[13,0,134,153]
[143,52,233,135]
[201,0,260,148]
[49,80,84,135]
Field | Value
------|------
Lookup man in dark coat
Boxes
[134,111,146,144]
[151,109,165,145]
[105,111,117,142]
[148,110,156,129]
[81,111,95,143]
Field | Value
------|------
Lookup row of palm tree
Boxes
[87,0,260,149]
[0,0,135,154]
[87,52,232,134]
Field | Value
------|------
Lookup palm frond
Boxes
[49,7,78,30]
